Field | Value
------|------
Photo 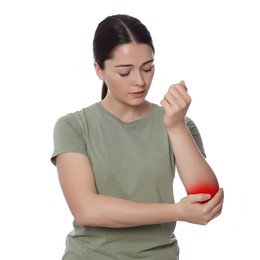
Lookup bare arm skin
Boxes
[160,81,224,203]
[56,150,223,228]
[56,153,179,227]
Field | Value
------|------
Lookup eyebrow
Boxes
[114,59,154,68]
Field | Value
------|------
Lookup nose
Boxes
[132,70,145,86]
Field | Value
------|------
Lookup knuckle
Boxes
[202,215,211,225]
[169,85,175,91]
[202,220,209,226]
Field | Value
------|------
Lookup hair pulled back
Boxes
[93,14,155,100]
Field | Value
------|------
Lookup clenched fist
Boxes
[160,80,191,132]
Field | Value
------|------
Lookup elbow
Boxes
[74,210,100,227]
[186,180,219,198]
[74,205,112,227]
[74,215,90,227]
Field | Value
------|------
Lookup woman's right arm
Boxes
[56,152,223,228]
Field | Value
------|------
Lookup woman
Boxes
[51,14,224,260]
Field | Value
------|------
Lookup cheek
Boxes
[145,71,154,84]
[105,77,122,92]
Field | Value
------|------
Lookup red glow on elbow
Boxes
[187,182,219,202]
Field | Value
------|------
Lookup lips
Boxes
[130,90,146,96]
[130,91,145,98]
[133,90,144,94]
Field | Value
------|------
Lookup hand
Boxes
[160,81,191,132]
[176,188,224,225]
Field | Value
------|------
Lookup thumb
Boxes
[189,193,211,203]
[180,80,188,91]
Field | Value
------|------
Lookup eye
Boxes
[142,65,154,73]
[119,71,130,77]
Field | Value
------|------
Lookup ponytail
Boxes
[101,82,108,100]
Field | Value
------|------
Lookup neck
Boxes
[101,98,152,123]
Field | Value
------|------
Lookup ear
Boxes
[94,62,105,80]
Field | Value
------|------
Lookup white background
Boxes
[1,0,259,259]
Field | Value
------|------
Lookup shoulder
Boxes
[54,102,100,129]
[185,116,200,133]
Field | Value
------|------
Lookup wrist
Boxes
[166,123,188,135]
[173,202,184,222]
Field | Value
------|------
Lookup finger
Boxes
[180,80,187,90]
[188,193,211,203]
[211,197,224,219]
[169,84,190,104]
[179,80,188,92]
[210,209,222,222]
[161,91,177,107]
[160,99,173,111]
[205,189,224,214]
[207,188,224,208]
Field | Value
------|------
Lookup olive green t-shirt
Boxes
[51,102,205,260]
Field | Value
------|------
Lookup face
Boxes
[95,43,155,106]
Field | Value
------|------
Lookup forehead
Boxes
[110,43,154,64]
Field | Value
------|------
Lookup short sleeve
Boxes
[50,114,88,165]
[185,117,206,157]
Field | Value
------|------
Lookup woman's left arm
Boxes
[161,81,220,202]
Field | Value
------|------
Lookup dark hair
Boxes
[93,14,155,100]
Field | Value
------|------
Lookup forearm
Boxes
[57,153,182,228]
[77,194,180,228]
[168,124,219,195]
